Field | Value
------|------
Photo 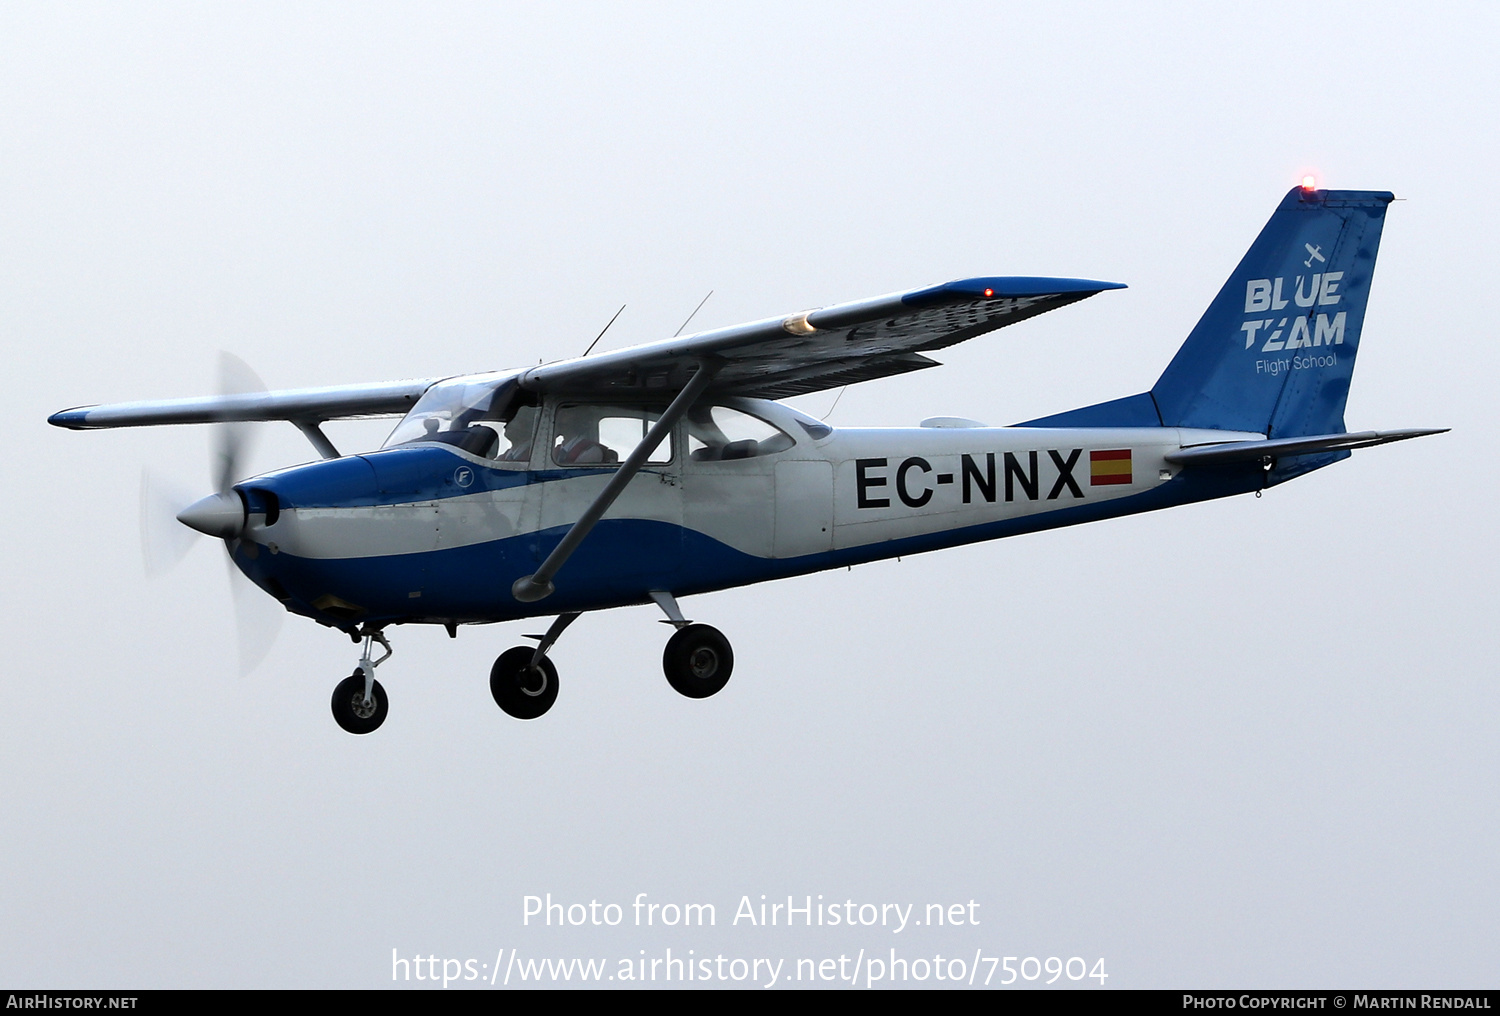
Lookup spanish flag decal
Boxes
[1090,449,1132,486]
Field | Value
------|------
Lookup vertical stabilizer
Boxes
[1151,186,1395,438]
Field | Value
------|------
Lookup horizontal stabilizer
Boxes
[1164,428,1447,466]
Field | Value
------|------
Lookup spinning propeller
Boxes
[140,353,283,674]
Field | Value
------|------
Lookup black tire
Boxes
[662,624,733,699]
[331,671,389,734]
[490,646,559,719]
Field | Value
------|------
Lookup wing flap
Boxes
[743,353,941,399]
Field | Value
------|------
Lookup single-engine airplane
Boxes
[50,184,1444,733]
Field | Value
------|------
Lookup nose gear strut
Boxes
[330,629,393,734]
[356,631,393,705]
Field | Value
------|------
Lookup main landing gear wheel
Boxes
[662,624,733,699]
[331,672,388,734]
[490,646,559,720]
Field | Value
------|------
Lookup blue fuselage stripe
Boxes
[235,464,1262,627]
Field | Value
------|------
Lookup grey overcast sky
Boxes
[3,1,1496,989]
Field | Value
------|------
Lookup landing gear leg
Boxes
[490,612,578,720]
[331,630,392,734]
[652,591,733,699]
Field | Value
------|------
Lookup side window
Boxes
[552,404,673,466]
[686,405,795,461]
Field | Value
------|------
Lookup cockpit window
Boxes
[384,376,539,462]
[686,405,795,461]
[552,404,673,466]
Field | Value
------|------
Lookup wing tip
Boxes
[48,408,93,429]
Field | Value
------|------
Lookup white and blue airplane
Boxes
[50,184,1443,734]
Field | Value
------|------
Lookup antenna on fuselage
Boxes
[822,385,848,421]
[673,290,713,337]
[581,303,627,357]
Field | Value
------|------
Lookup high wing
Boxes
[517,276,1125,399]
[47,276,1122,432]
[48,378,436,430]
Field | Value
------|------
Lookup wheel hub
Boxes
[490,646,560,719]
[521,667,549,697]
[351,693,378,720]
[688,647,718,679]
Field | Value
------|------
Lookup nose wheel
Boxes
[331,630,392,734]
[331,672,389,734]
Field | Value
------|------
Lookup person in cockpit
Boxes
[496,407,538,463]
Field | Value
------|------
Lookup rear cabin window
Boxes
[686,405,795,461]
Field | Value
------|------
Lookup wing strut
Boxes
[511,360,722,603]
[293,420,341,460]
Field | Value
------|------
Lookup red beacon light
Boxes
[1301,175,1317,191]
[983,287,994,298]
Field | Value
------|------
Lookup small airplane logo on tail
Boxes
[1304,243,1326,267]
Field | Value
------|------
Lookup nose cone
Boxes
[177,491,246,539]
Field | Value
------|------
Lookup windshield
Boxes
[383,374,538,461]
